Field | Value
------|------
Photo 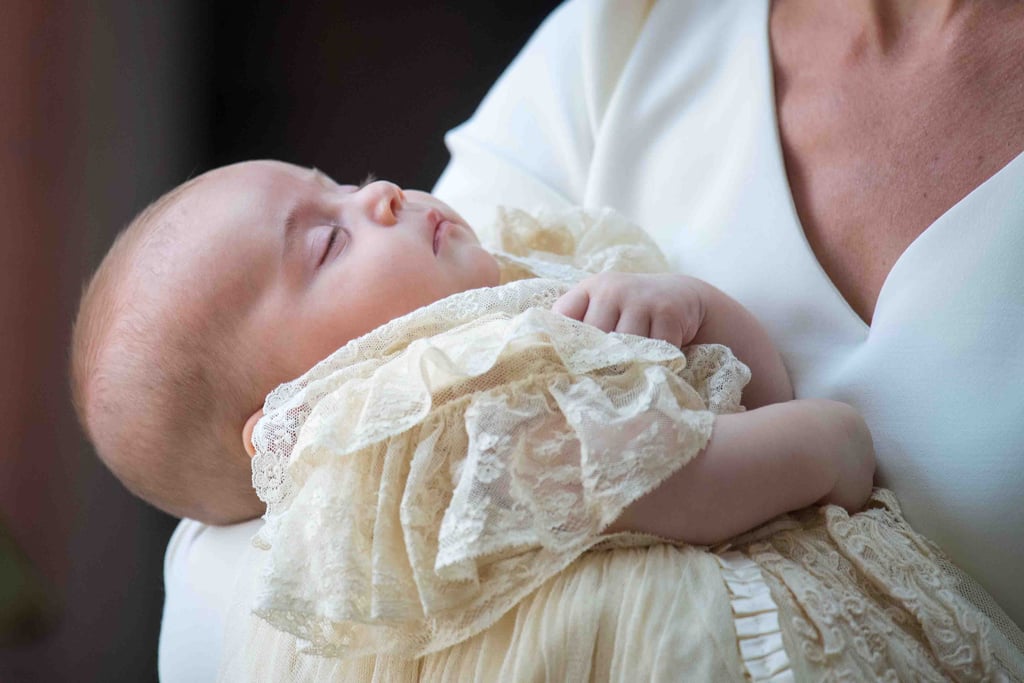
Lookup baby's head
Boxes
[71,160,499,524]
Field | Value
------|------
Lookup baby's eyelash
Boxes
[319,227,339,267]
[359,173,377,189]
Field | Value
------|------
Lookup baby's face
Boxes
[163,160,499,392]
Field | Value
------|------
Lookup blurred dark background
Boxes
[0,3,558,681]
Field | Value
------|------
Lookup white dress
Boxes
[160,1,1024,680]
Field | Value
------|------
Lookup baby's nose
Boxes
[359,181,405,226]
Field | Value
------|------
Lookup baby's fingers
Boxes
[615,309,651,338]
[582,299,620,333]
[554,286,621,332]
[552,287,590,321]
[650,316,685,348]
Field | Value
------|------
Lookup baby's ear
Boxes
[241,409,264,459]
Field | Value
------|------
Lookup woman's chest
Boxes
[771,11,1024,324]
[587,0,1024,625]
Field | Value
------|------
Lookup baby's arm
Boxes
[555,272,874,544]
[553,273,791,409]
[605,398,876,544]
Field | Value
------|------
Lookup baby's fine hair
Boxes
[71,178,264,524]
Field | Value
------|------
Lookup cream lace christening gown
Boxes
[221,209,1024,682]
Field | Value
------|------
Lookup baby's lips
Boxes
[427,208,445,254]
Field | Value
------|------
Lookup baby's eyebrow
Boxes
[282,203,303,257]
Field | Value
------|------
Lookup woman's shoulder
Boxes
[434,0,767,232]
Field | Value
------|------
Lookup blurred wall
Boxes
[201,2,560,186]
[1,3,200,681]
[1,2,557,681]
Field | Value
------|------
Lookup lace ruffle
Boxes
[493,205,671,280]
[247,207,750,658]
[251,206,672,514]
[250,294,748,657]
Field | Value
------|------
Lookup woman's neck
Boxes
[857,0,967,50]
[775,0,985,59]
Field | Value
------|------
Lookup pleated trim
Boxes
[715,550,794,682]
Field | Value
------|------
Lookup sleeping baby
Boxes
[71,160,1022,681]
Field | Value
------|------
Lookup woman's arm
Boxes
[606,398,876,545]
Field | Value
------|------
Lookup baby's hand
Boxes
[552,273,706,348]
[806,399,877,513]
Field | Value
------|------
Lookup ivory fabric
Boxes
[217,209,1021,682]
[159,519,261,682]
[220,492,1022,682]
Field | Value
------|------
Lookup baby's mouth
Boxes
[431,211,447,255]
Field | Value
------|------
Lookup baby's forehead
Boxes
[129,161,321,327]
[127,159,359,310]
[157,161,316,235]
[199,159,323,196]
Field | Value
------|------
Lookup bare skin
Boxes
[607,398,874,545]
[553,273,793,410]
[771,0,1024,324]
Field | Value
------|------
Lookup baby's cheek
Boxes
[471,249,501,288]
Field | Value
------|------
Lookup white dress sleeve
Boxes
[432,0,653,238]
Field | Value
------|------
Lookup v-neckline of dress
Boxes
[755,0,1024,335]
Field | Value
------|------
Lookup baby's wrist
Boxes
[799,399,875,511]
